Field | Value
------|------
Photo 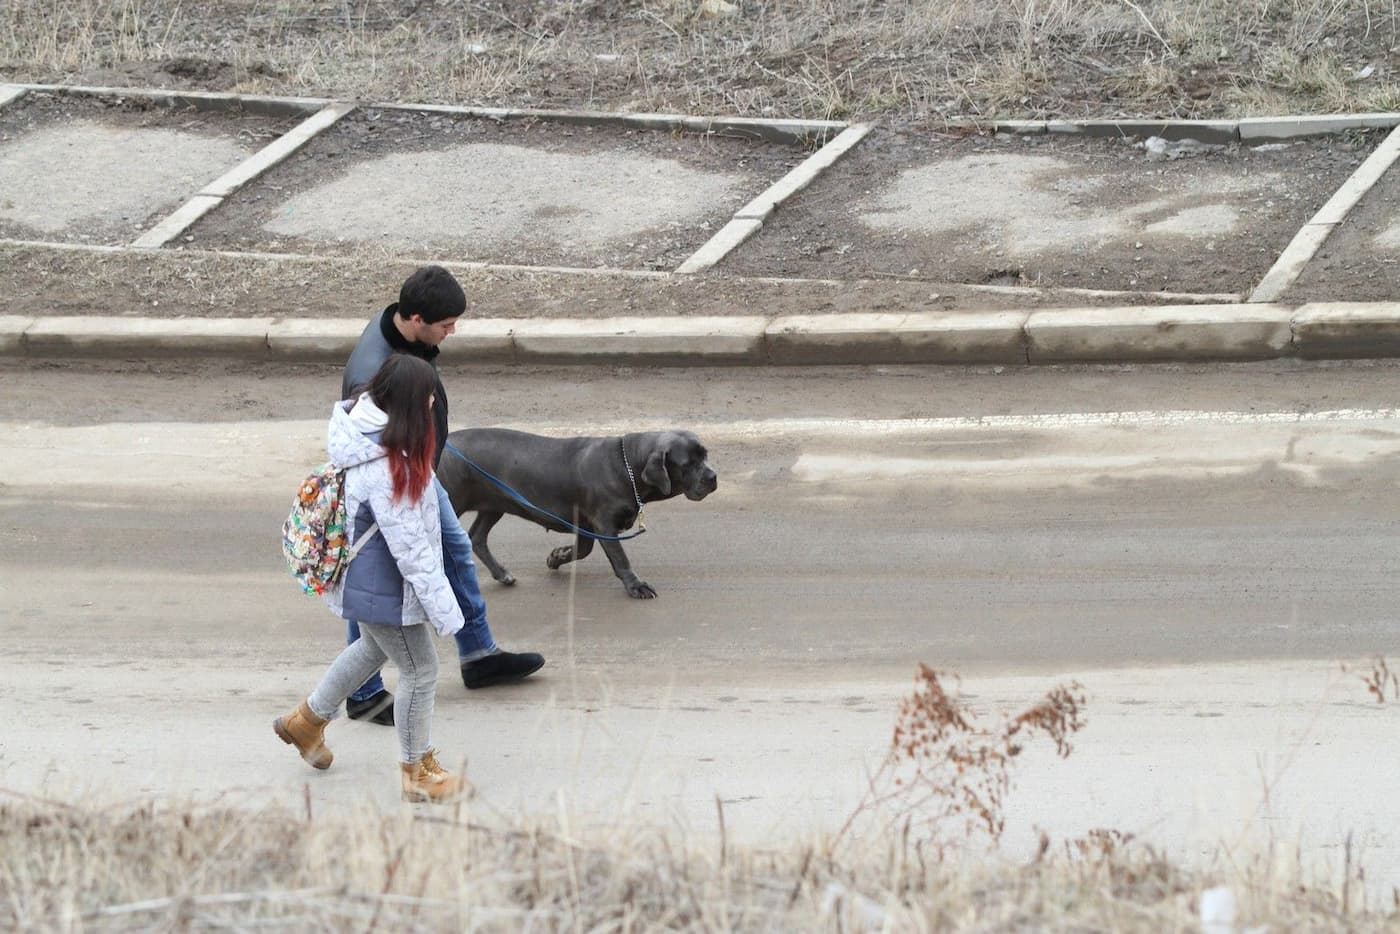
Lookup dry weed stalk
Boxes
[836,663,1086,853]
[1358,655,1399,704]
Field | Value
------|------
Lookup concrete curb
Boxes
[365,101,847,145]
[18,83,327,117]
[20,316,276,357]
[676,123,873,274]
[1248,124,1400,302]
[1293,302,1400,358]
[767,311,1029,365]
[18,83,846,146]
[132,102,359,249]
[971,112,1400,143]
[1025,304,1293,363]
[0,315,34,354]
[0,84,27,110]
[5,303,1400,366]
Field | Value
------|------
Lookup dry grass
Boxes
[3,791,1395,931]
[3,1,1400,124]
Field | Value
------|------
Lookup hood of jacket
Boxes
[327,395,389,468]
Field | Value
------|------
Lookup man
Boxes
[340,264,544,724]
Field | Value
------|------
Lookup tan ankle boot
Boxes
[400,749,470,803]
[273,701,333,770]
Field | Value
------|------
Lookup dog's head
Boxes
[640,430,717,502]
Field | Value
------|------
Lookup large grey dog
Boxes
[437,428,718,599]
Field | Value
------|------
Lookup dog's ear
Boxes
[641,441,671,497]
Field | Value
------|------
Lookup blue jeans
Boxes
[348,477,497,702]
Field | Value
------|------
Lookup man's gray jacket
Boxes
[343,304,451,464]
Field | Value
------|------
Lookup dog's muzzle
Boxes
[686,466,718,501]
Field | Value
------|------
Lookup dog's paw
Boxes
[546,546,573,570]
[494,572,516,586]
[626,581,658,599]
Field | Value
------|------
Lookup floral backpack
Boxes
[281,463,378,596]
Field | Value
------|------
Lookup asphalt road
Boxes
[3,357,1399,883]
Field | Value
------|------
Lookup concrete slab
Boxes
[183,107,801,273]
[0,91,293,246]
[258,142,742,262]
[722,132,1370,295]
[0,315,33,353]
[512,316,768,364]
[1292,301,1400,358]
[1024,304,1294,362]
[766,311,1028,364]
[23,316,273,357]
[0,86,26,110]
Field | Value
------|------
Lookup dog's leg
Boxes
[546,534,594,570]
[467,512,515,586]
[599,540,656,599]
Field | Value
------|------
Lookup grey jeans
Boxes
[308,621,439,764]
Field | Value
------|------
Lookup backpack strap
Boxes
[345,523,380,563]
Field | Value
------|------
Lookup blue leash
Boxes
[443,441,647,542]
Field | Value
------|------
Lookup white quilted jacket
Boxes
[322,396,464,637]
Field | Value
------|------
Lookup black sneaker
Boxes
[346,689,395,725]
[461,650,545,690]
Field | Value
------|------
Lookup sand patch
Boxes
[264,143,742,251]
[0,120,251,234]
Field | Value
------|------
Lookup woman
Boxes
[275,353,467,803]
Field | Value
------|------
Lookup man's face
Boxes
[408,315,459,346]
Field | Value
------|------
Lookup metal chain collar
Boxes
[620,438,647,531]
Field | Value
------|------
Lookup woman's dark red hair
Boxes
[363,354,438,503]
